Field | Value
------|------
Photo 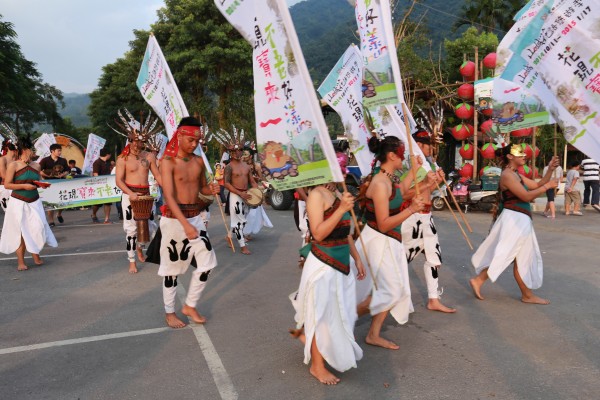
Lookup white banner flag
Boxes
[215,0,344,190]
[34,133,56,158]
[136,34,189,139]
[318,45,372,176]
[81,133,106,176]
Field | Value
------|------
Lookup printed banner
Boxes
[498,0,600,161]
[318,45,372,176]
[491,78,555,132]
[81,133,106,176]
[40,175,158,210]
[136,35,189,139]
[34,133,56,158]
[215,0,344,190]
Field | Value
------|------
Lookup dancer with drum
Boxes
[401,130,456,313]
[354,135,425,350]
[159,117,219,328]
[0,135,57,270]
[112,110,163,274]
[242,145,272,241]
[214,127,257,255]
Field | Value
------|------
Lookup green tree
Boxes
[452,0,526,34]
[444,27,499,82]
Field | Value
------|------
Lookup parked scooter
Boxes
[447,170,498,213]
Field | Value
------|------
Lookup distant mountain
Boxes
[61,93,91,127]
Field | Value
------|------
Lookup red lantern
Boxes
[455,103,474,120]
[483,53,497,69]
[459,162,474,178]
[480,143,497,159]
[510,128,533,137]
[460,61,476,78]
[459,143,474,160]
[451,123,474,140]
[479,166,492,177]
[480,119,494,134]
[457,83,474,100]
[481,108,494,117]
[517,165,533,178]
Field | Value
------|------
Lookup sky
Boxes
[1,0,306,95]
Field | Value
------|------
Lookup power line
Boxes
[413,1,508,35]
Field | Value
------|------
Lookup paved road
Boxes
[1,205,599,399]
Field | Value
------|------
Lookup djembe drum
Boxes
[130,195,155,243]
[198,192,215,210]
[245,187,264,208]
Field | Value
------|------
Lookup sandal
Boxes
[91,216,100,223]
[49,222,56,227]
[57,215,64,223]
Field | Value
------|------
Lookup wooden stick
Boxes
[341,181,377,291]
[435,181,473,250]
[473,46,479,182]
[441,174,474,233]
[209,174,235,253]
[401,102,420,195]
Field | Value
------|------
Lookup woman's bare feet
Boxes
[182,305,207,324]
[137,247,146,262]
[365,334,400,350]
[129,262,138,274]
[309,365,340,385]
[427,298,456,313]
[521,294,550,305]
[165,313,187,328]
[469,278,484,300]
[32,254,43,265]
[288,328,306,345]
[240,246,251,255]
[17,264,28,271]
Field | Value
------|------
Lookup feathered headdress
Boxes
[108,109,163,144]
[416,101,444,145]
[0,122,18,155]
[208,125,246,152]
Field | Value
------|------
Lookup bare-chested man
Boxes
[159,117,220,328]
[224,146,257,254]
[0,140,17,212]
[401,130,455,313]
[116,134,162,274]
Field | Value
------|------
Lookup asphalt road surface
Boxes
[1,205,599,400]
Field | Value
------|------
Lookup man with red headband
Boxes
[159,117,220,328]
[115,118,162,274]
[401,130,455,313]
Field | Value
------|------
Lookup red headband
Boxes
[161,125,202,160]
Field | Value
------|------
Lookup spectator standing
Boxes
[580,157,599,212]
[542,163,563,219]
[68,159,82,177]
[564,160,582,216]
[39,143,69,226]
[91,148,112,223]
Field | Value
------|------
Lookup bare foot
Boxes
[137,247,146,262]
[32,254,44,265]
[427,298,456,313]
[129,262,138,274]
[241,246,252,255]
[17,264,29,271]
[365,335,400,350]
[244,235,253,242]
[182,304,207,324]
[469,278,484,300]
[165,313,187,329]
[309,365,340,385]
[521,295,550,305]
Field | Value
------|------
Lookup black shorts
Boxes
[546,188,555,201]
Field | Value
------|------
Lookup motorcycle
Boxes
[447,171,498,213]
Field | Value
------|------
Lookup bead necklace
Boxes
[380,168,400,184]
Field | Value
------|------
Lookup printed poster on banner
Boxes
[82,133,106,176]
[136,34,188,139]
[355,0,399,109]
[318,45,372,176]
[34,133,56,158]
[39,175,158,210]
[490,78,554,132]
[498,0,600,160]
[215,0,343,190]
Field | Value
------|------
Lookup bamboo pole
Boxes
[472,47,479,182]
[209,174,235,253]
[441,174,474,233]
[402,103,420,195]
[532,126,537,178]
[435,180,473,250]
[341,181,377,290]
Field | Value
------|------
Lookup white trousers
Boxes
[229,192,248,247]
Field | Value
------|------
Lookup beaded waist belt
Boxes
[163,203,202,218]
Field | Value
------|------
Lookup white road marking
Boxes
[0,327,172,355]
[0,250,124,261]
[177,285,238,400]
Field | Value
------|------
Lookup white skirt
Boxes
[243,205,273,235]
[353,224,413,324]
[472,209,543,289]
[290,252,363,372]
[0,197,57,254]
